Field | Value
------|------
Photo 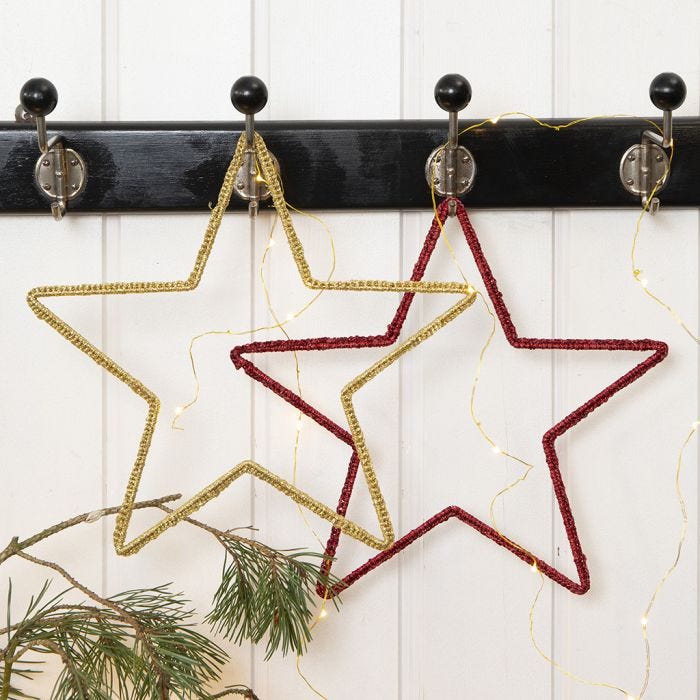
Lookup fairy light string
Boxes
[429,151,539,558]
[296,594,331,699]
[171,181,338,430]
[527,418,694,700]
[635,421,694,697]
[630,143,698,342]
[232,199,665,606]
[256,212,336,552]
[220,207,336,695]
[519,117,690,700]
[256,214,332,696]
[429,178,543,579]
[256,217,324,554]
[625,136,695,698]
[427,112,689,698]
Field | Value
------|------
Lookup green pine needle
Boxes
[0,581,229,700]
[1,495,337,697]
[206,536,341,659]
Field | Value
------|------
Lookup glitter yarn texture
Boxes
[231,199,668,596]
[26,133,477,556]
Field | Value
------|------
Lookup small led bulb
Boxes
[530,562,538,573]
[319,608,328,619]
[267,238,276,248]
[640,616,648,628]
[640,277,649,288]
[296,418,303,431]
[492,445,502,455]
[174,405,184,416]
[490,116,500,124]
[692,420,699,430]
[286,312,296,321]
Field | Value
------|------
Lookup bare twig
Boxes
[156,504,276,557]
[0,493,182,566]
[15,552,140,629]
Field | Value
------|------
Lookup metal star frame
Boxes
[27,134,475,556]
[231,201,668,596]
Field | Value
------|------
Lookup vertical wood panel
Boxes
[553,2,699,697]
[103,0,254,690]
[399,1,556,696]
[251,1,403,696]
[117,0,252,120]
[0,2,104,696]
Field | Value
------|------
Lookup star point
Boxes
[231,200,667,598]
[28,132,432,557]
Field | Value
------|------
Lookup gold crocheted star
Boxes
[28,131,476,556]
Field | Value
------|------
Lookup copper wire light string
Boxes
[257,214,332,699]
[172,169,338,430]
[427,112,689,699]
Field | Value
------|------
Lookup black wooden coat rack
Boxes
[0,73,697,218]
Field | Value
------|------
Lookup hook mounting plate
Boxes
[34,144,87,219]
[35,147,86,201]
[619,143,669,199]
[234,151,280,204]
[424,144,476,197]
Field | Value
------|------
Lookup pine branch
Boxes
[0,581,229,700]
[1,492,338,695]
[206,535,340,660]
[13,551,174,693]
[156,503,343,658]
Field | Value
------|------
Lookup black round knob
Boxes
[649,72,686,111]
[20,77,58,117]
[230,76,268,115]
[434,73,471,112]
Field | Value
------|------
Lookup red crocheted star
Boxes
[231,200,667,597]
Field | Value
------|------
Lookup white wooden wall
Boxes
[1,1,698,698]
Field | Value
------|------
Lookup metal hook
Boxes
[619,72,686,215]
[230,76,279,218]
[16,78,87,220]
[425,73,476,217]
